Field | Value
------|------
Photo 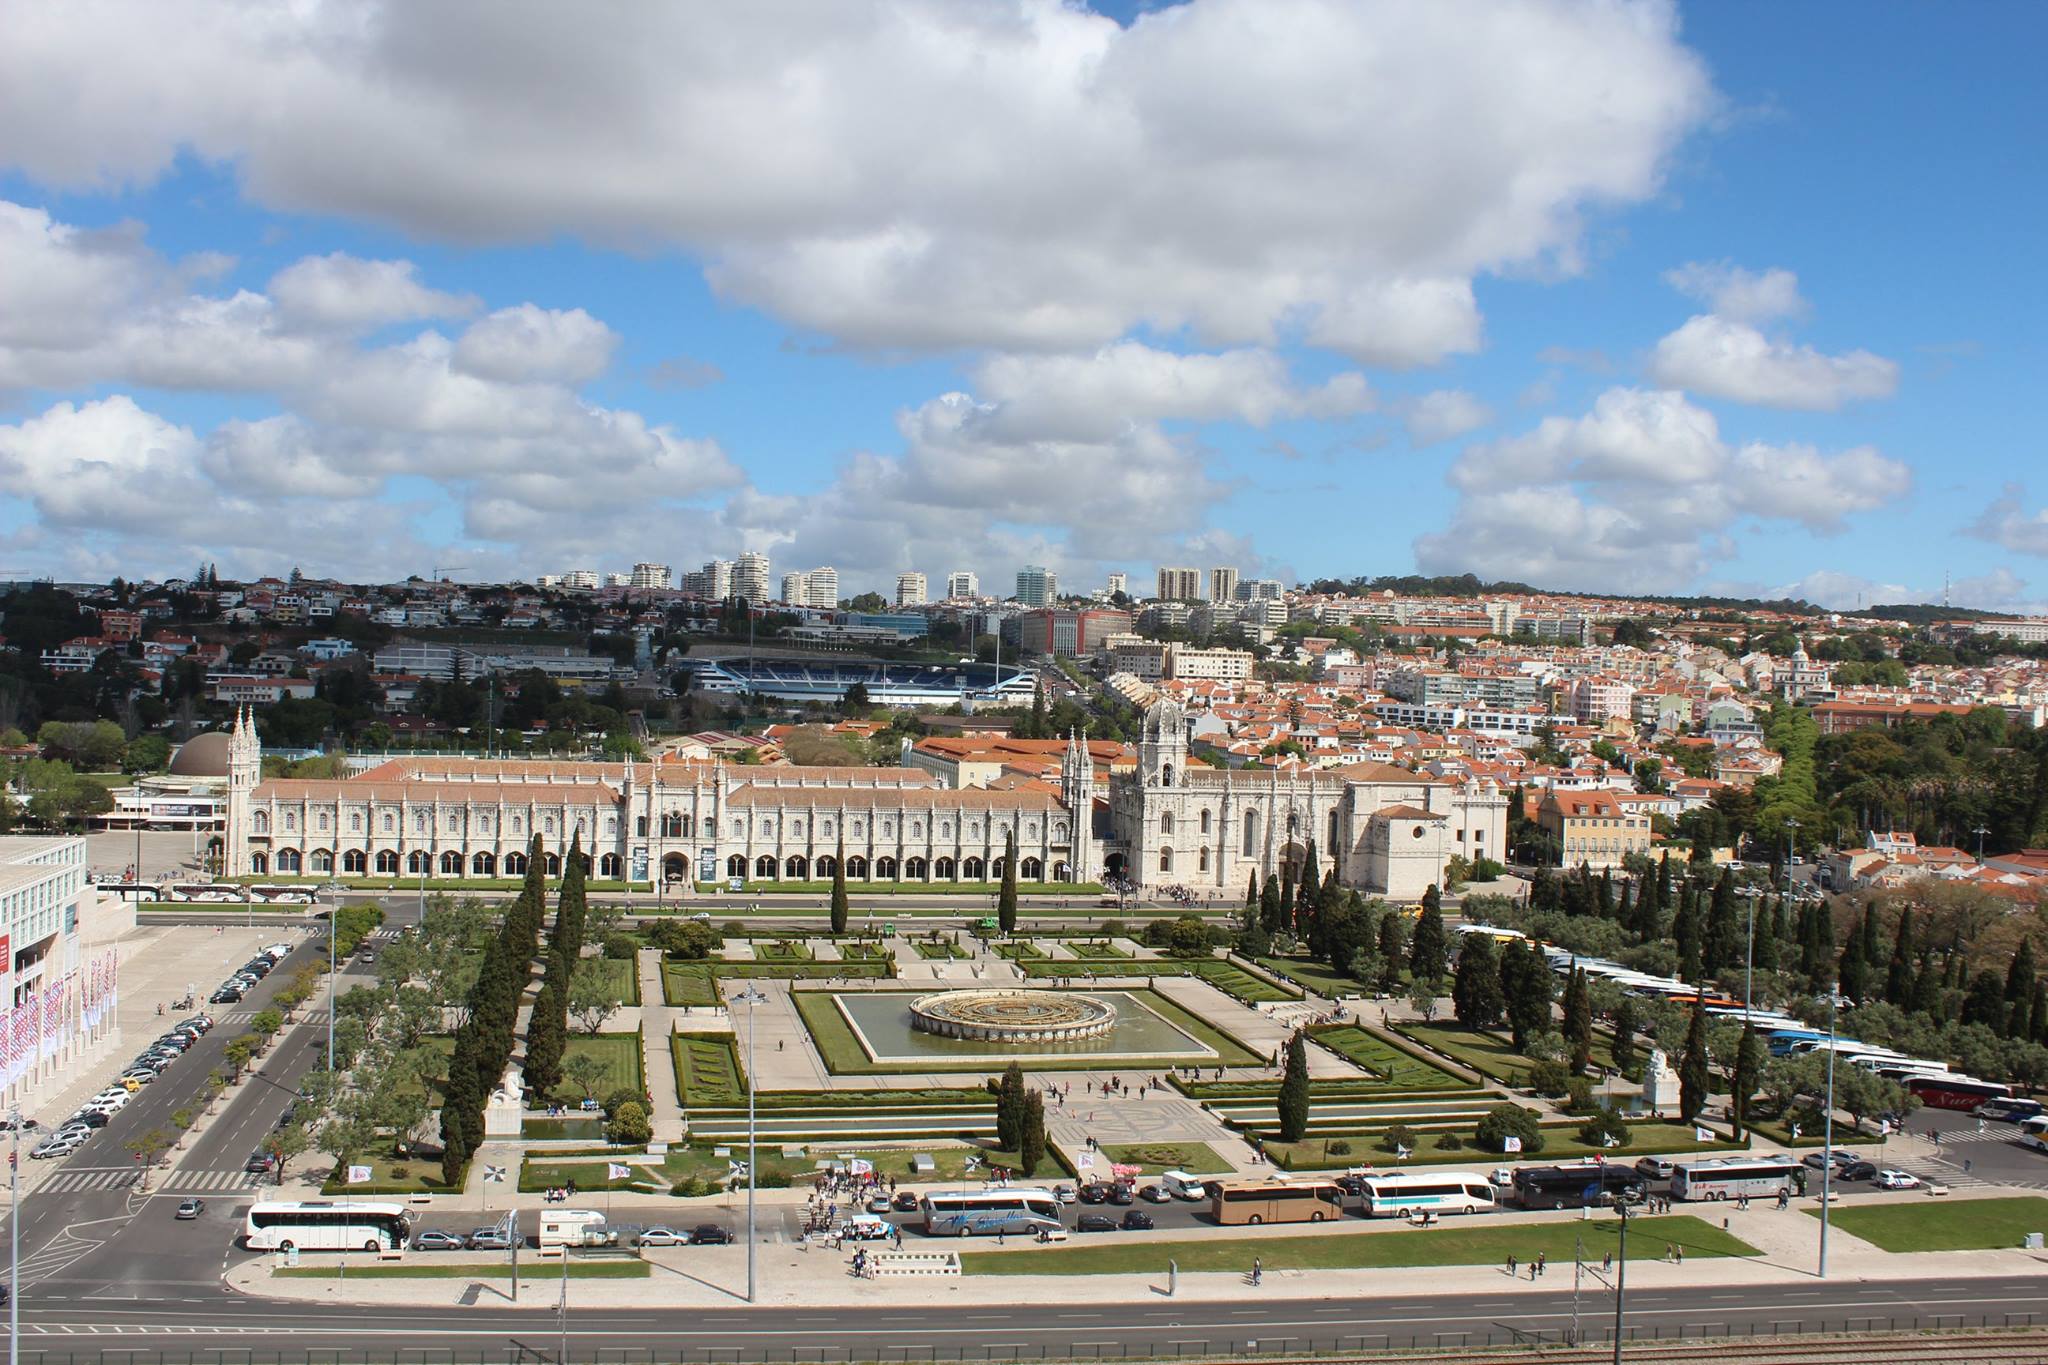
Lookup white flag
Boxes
[1694,1127,1711,1142]
[346,1164,372,1184]
[728,1160,750,1180]
[1502,1136,1522,1153]
[607,1163,631,1179]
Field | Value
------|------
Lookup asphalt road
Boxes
[11,1273,2047,1359]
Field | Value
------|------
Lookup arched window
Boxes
[341,849,366,874]
[939,821,952,839]
[477,815,492,835]
[680,814,692,838]
[504,852,528,875]
[283,811,297,832]
[375,850,399,875]
[1021,857,1043,880]
[662,813,681,837]
[472,851,495,876]
[1025,820,1039,838]
[1161,812,1175,835]
[1243,810,1260,857]
[961,856,984,880]
[1053,821,1068,840]
[600,853,621,878]
[905,856,929,880]
[414,812,428,834]
[851,821,864,837]
[1288,813,1299,835]
[1159,846,1173,873]
[910,821,924,838]
[317,812,330,833]
[250,852,269,875]
[543,816,556,835]
[1199,809,1211,835]
[730,819,742,837]
[381,813,395,833]
[727,854,747,878]
[1053,860,1069,881]
[408,850,429,874]
[785,855,808,879]
[1328,809,1339,848]
[349,812,363,833]
[440,850,463,875]
[1198,848,1209,872]
[846,856,870,879]
[274,849,299,874]
[1161,764,1174,788]
[791,820,804,837]
[512,815,524,834]
[755,854,777,879]
[253,811,269,834]
[875,856,898,879]
[637,816,649,837]
[815,855,838,878]
[543,853,561,875]
[446,812,460,832]
[934,856,956,880]
[822,820,834,837]
[309,849,334,873]
[761,819,776,837]
[882,820,895,838]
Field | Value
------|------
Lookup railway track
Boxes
[1219,1327,2048,1364]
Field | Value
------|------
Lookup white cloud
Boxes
[1966,485,2048,559]
[1399,390,1493,445]
[1663,261,1806,324]
[1647,314,1899,411]
[969,343,1371,443]
[453,304,617,384]
[0,0,1716,363]
[268,253,476,332]
[1754,566,2041,615]
[1415,386,1912,592]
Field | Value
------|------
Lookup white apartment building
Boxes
[1209,567,1240,603]
[559,569,600,590]
[896,572,928,607]
[732,551,772,604]
[946,571,979,599]
[1106,572,1129,598]
[685,558,734,599]
[630,562,672,590]
[1156,567,1201,602]
[1568,675,1636,724]
[779,567,839,609]
[0,835,122,1111]
[1167,645,1255,682]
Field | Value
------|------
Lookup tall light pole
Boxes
[9,1103,20,1365]
[1609,1197,1630,1365]
[1819,983,1838,1279]
[733,984,768,1303]
[321,881,345,1073]
[1739,887,1759,1018]
[1974,825,1990,862]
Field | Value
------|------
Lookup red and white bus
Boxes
[1905,1074,2012,1111]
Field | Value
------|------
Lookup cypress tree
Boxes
[1279,866,1295,930]
[995,1062,1026,1152]
[1751,894,1779,973]
[2032,979,2048,1046]
[1376,911,1406,989]
[1703,868,1739,976]
[830,839,849,935]
[1673,885,1702,982]
[1028,682,1046,739]
[1611,996,1640,1075]
[1296,841,1320,936]
[1884,908,1916,1006]
[524,980,565,1100]
[1018,1091,1047,1176]
[1838,915,1871,1003]
[2004,939,2039,1039]
[1452,933,1505,1030]
[1243,872,1260,930]
[1598,867,1615,919]
[1857,909,1884,978]
[1311,867,1340,961]
[998,831,1019,933]
[1678,990,1711,1122]
[1501,940,1553,1052]
[1560,967,1593,1074]
[1911,951,1942,1015]
[1410,898,1447,984]
[1615,880,1634,934]
[1962,970,2007,1031]
[1277,1031,1312,1142]
[1730,1023,1763,1141]
[1260,873,1285,935]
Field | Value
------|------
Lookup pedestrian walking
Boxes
[1535,1252,1546,1278]
[1506,1255,1518,1277]
[1674,1245,1684,1265]
[1601,1253,1612,1274]
[1251,1257,1263,1286]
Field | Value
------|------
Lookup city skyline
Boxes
[0,4,2042,613]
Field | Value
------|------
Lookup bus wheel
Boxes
[364,1239,380,1253]
[1310,1212,1325,1222]
[1247,1215,1262,1225]
[279,1240,295,1252]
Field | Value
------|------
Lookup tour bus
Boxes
[1356,1172,1498,1219]
[919,1188,1064,1237]
[538,1209,611,1247]
[1668,1157,1798,1202]
[1207,1179,1345,1225]
[2018,1115,2048,1154]
[1510,1163,1647,1211]
[242,1200,414,1253]
[1767,1029,1834,1057]
[1905,1074,2013,1111]
[1976,1097,2046,1124]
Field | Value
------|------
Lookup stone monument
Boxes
[484,1062,526,1137]
[1639,1047,1679,1115]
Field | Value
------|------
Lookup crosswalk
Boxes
[159,1168,265,1192]
[32,1166,140,1194]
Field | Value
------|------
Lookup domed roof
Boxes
[168,730,235,777]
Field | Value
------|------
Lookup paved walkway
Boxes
[636,950,686,1141]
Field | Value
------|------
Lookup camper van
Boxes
[538,1209,611,1248]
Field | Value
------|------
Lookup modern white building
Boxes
[732,551,772,604]
[0,835,122,1112]
[1105,572,1128,598]
[895,572,928,607]
[780,567,839,609]
[629,562,672,590]
[946,571,979,600]
[1156,567,1201,602]
[1208,567,1240,603]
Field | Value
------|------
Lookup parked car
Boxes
[1633,1157,1676,1181]
[175,1199,205,1220]
[865,1192,894,1214]
[1077,1183,1111,1204]
[892,1191,920,1213]
[30,1137,81,1159]
[0,1117,38,1134]
[1873,1169,1922,1191]
[1076,1213,1118,1233]
[1052,1185,1076,1204]
[209,988,242,1004]
[690,1225,735,1245]
[1140,1184,1171,1203]
[413,1230,466,1251]
[69,1110,110,1128]
[1119,1210,1155,1230]
[1839,1161,1878,1181]
[1107,1184,1136,1206]
[177,1014,214,1033]
[1802,1151,1856,1172]
[245,1151,277,1175]
[634,1226,685,1248]
[467,1228,511,1251]
[840,1215,892,1241]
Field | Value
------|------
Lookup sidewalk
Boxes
[228,1195,2048,1310]
[635,949,687,1142]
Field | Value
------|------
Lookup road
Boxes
[10,1272,2046,1359]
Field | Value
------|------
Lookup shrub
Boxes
[170,1107,195,1130]
[1475,1103,1545,1156]
[603,1086,650,1118]
[722,921,747,935]
[1564,1077,1597,1114]
[758,1170,793,1189]
[1326,1139,1353,1156]
[1433,1132,1463,1151]
[1576,1112,1633,1150]
[1380,1124,1417,1153]
[390,1164,411,1180]
[1528,1059,1571,1096]
[602,933,638,960]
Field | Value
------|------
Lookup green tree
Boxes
[1730,1023,1763,1141]
[1018,1091,1047,1177]
[569,958,622,1034]
[1475,1103,1545,1155]
[1839,914,1873,1003]
[524,982,566,1098]
[563,1050,607,1100]
[1452,933,1505,1030]
[1560,967,1593,1074]
[1678,991,1711,1122]
[1410,899,1447,983]
[1884,908,1916,1006]
[606,1100,652,1146]
[997,831,1018,934]
[1702,868,1740,976]
[1499,940,1553,1052]
[1962,969,2007,1031]
[1610,996,1640,1075]
[995,1062,1026,1152]
[1277,1031,1311,1142]
[2005,939,2039,1040]
[1259,873,1285,935]
[830,840,849,935]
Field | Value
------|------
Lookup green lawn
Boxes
[1258,955,1369,998]
[1804,1196,2048,1252]
[1265,1122,1746,1171]
[660,958,893,1007]
[962,1215,1756,1275]
[664,1141,1032,1189]
[748,1087,994,1111]
[1062,940,1130,960]
[1391,1022,1534,1084]
[520,1157,663,1193]
[673,1034,748,1106]
[837,943,892,962]
[752,940,812,962]
[1307,1026,1475,1092]
[535,1032,644,1108]
[579,956,639,1006]
[995,941,1046,960]
[319,1153,463,1196]
[1182,959,1300,1004]
[1095,1142,1233,1174]
[790,988,1264,1074]
[911,939,968,960]
[277,1262,648,1279]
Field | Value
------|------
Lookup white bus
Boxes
[2018,1116,2048,1154]
[242,1200,413,1253]
[919,1188,1063,1237]
[1668,1157,1798,1202]
[538,1209,611,1247]
[1356,1172,1498,1219]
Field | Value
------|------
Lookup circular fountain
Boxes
[907,989,1118,1044]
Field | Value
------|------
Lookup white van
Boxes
[538,1209,610,1248]
[1161,1171,1209,1202]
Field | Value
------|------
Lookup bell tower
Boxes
[223,706,262,875]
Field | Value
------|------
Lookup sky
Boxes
[0,1,2042,611]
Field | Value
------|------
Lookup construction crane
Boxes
[429,564,469,582]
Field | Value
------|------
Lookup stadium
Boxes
[678,656,1037,708]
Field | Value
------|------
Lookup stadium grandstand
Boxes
[678,657,1036,708]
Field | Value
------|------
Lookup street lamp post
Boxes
[1974,826,1990,861]
[1609,1199,1631,1365]
[1819,984,1838,1278]
[9,1104,20,1365]
[321,881,345,1073]
[733,984,768,1303]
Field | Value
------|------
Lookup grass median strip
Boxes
[961,1215,1756,1275]
[275,1262,650,1279]
[1802,1195,2048,1252]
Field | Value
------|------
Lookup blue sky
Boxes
[0,1,2041,611]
